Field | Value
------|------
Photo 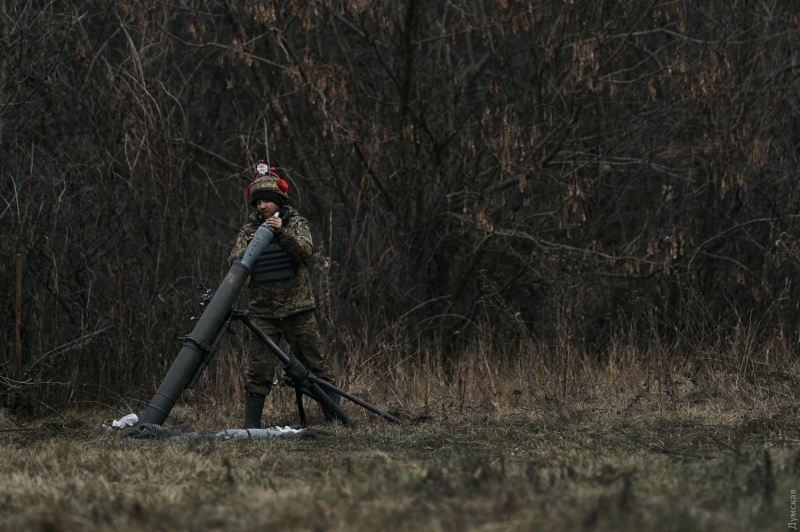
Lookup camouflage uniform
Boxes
[229,208,335,395]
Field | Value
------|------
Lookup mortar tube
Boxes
[139,223,275,426]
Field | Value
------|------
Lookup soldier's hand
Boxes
[266,216,282,234]
[246,232,255,243]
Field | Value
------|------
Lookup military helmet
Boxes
[247,160,289,207]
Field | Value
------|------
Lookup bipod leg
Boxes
[236,311,290,364]
[295,387,306,427]
[313,379,401,425]
[306,381,351,425]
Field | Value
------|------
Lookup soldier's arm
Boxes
[276,217,313,262]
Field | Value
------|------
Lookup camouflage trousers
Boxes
[245,310,335,395]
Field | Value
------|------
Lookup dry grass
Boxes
[1,352,798,532]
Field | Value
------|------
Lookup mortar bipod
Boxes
[232,310,402,426]
[274,378,307,427]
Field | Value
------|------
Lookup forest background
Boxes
[2,0,800,415]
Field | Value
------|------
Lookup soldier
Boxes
[229,160,344,427]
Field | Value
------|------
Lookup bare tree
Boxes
[1,0,799,411]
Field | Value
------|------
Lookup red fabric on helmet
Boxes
[247,159,288,199]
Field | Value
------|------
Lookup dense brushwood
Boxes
[1,1,799,410]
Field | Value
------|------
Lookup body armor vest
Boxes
[251,242,298,283]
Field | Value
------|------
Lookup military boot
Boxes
[244,392,266,429]
[320,389,347,424]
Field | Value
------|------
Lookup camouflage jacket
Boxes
[228,207,316,318]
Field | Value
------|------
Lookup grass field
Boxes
[1,383,798,532]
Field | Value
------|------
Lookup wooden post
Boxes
[15,253,22,378]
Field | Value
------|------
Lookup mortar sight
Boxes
[193,284,213,319]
